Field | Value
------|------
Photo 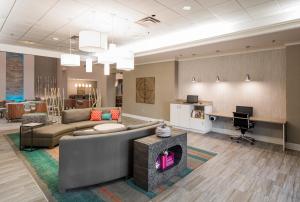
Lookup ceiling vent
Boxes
[136,15,160,27]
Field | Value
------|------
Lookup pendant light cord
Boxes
[111,14,115,44]
[69,31,71,54]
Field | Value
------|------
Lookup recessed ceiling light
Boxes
[182,6,191,11]
[52,37,59,41]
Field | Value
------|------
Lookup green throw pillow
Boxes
[102,113,112,120]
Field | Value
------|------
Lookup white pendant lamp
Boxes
[61,32,80,66]
[61,54,80,66]
[117,58,134,71]
[104,63,110,75]
[79,31,108,52]
[109,43,117,51]
[97,43,117,64]
[116,50,134,71]
[85,58,93,72]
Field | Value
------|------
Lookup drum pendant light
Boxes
[79,30,108,52]
[61,32,80,66]
[86,58,93,72]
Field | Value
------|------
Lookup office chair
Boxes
[231,112,255,145]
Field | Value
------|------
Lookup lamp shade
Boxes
[116,50,134,71]
[86,58,93,72]
[97,51,115,64]
[104,63,110,75]
[79,30,108,52]
[97,43,117,64]
[61,54,80,66]
[116,58,134,71]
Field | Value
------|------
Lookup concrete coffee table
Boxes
[93,123,126,133]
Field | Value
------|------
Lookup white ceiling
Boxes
[135,26,300,64]
[0,0,300,57]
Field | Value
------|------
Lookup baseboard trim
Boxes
[286,142,300,151]
[122,113,172,125]
[122,113,300,151]
[122,113,158,121]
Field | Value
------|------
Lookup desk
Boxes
[207,112,286,151]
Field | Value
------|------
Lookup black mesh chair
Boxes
[231,112,255,145]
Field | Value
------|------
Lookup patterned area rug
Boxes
[7,133,216,202]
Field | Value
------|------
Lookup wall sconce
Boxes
[245,74,251,82]
[78,84,82,87]
[216,75,220,82]
[75,83,78,87]
[192,77,200,83]
[192,77,196,83]
[88,84,92,88]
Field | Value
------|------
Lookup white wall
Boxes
[177,48,286,143]
[178,48,286,120]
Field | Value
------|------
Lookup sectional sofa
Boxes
[59,121,161,192]
[21,107,121,148]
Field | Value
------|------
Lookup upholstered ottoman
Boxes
[21,124,74,148]
[22,113,48,124]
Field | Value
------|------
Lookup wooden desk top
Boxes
[171,99,213,106]
[206,112,286,124]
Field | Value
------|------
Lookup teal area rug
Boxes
[7,133,216,202]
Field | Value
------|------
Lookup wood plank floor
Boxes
[0,131,47,202]
[0,117,299,202]
[154,132,300,202]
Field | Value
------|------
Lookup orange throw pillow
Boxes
[111,109,120,120]
[90,110,102,121]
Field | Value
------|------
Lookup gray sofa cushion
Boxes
[73,126,127,136]
[73,129,99,136]
[67,120,117,130]
[127,121,160,130]
[62,108,92,124]
[33,124,74,138]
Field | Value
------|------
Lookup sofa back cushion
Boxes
[127,121,160,130]
[110,109,120,120]
[62,108,92,124]
[90,110,102,121]
[102,113,112,120]
[94,107,122,122]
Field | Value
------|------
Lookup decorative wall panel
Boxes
[136,77,155,104]
[6,52,24,101]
